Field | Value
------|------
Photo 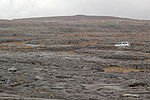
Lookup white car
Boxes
[115,42,130,47]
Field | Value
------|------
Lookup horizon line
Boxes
[0,15,149,21]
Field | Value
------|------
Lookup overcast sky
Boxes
[0,0,149,20]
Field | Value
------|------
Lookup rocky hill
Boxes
[0,15,150,34]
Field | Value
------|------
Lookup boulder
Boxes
[122,94,140,98]
[8,67,18,72]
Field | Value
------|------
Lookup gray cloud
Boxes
[0,0,149,20]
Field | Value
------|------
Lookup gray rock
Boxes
[8,67,18,72]
[35,76,43,80]
[122,94,140,98]
[123,79,147,87]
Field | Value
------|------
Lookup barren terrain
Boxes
[0,15,150,100]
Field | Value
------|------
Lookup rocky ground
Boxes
[0,16,150,100]
[0,46,150,100]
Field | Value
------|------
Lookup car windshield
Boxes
[118,42,128,44]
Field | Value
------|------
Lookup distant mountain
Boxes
[13,15,134,22]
